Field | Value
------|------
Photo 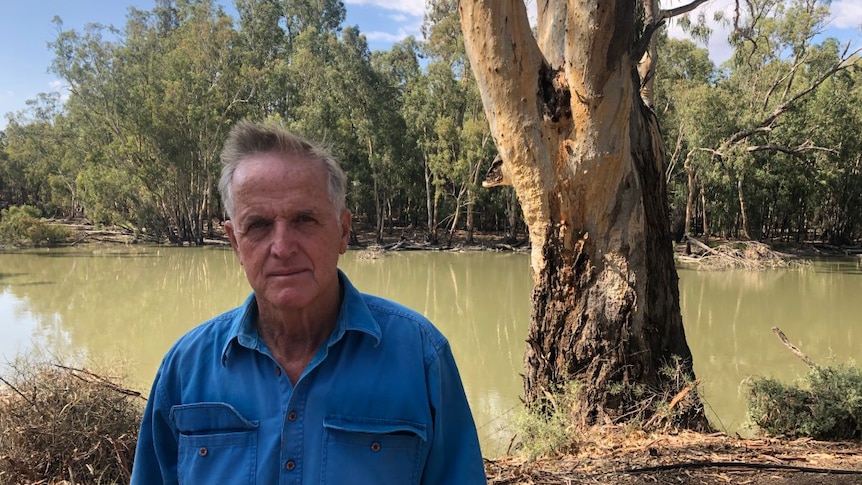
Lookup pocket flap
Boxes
[171,402,258,434]
[323,415,427,442]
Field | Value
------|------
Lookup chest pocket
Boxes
[171,402,259,485]
[321,415,427,485]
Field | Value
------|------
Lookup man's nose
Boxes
[270,221,297,258]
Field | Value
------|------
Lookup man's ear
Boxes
[339,210,352,254]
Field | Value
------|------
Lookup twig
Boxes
[0,375,35,407]
[771,327,817,368]
[668,378,700,410]
[53,364,145,400]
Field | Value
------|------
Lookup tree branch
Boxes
[634,0,709,71]
[747,142,839,157]
[632,19,665,63]
[729,48,862,145]
[657,0,711,24]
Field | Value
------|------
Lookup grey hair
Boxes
[219,120,347,220]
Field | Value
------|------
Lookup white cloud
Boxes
[48,79,71,103]
[663,0,736,65]
[345,0,425,17]
[389,13,408,23]
[662,0,862,65]
[829,0,862,30]
[363,30,409,43]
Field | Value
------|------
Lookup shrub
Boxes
[511,381,581,460]
[0,359,144,484]
[0,204,69,246]
[747,363,862,440]
[510,357,706,460]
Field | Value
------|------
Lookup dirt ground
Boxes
[485,429,862,484]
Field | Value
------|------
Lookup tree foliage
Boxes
[0,0,858,246]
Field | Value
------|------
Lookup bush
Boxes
[747,363,862,440]
[0,204,70,246]
[511,381,581,460]
[0,359,144,484]
[510,357,706,460]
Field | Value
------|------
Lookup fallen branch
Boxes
[771,327,817,368]
[53,364,145,400]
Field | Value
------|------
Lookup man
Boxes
[131,120,487,484]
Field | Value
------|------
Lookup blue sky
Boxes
[1,0,859,129]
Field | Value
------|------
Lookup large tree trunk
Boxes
[460,0,708,427]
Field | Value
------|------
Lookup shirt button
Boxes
[371,442,381,452]
[285,460,296,471]
[288,411,297,422]
[198,447,208,457]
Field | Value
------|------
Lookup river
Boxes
[0,247,859,456]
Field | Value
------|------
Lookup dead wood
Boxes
[772,327,818,368]
[678,236,808,270]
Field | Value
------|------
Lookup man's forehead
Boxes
[236,151,322,172]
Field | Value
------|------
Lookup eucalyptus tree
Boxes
[233,0,346,120]
[460,0,712,426]
[335,27,407,242]
[371,37,428,230]
[234,0,290,117]
[1,93,81,218]
[422,0,495,245]
[50,0,247,243]
[803,64,862,244]
[651,35,716,238]
[399,52,443,242]
[693,0,859,239]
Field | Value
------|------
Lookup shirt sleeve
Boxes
[422,341,488,484]
[131,367,179,485]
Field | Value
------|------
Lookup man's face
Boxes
[225,151,351,314]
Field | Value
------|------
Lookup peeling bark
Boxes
[461,0,707,427]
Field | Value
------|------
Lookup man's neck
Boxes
[255,288,342,384]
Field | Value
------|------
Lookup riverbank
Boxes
[27,219,862,260]
[485,427,862,484]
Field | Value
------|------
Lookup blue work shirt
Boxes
[131,271,487,484]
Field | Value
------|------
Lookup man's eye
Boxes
[245,220,270,232]
[295,215,316,224]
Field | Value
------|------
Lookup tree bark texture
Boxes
[460,0,707,427]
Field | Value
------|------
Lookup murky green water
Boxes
[1,247,859,456]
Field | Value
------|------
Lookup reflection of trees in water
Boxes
[341,251,533,455]
[5,250,855,449]
[678,263,859,435]
[0,290,72,370]
[0,248,248,388]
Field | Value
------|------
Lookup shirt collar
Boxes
[221,270,382,365]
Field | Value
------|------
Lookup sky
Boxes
[0,0,860,129]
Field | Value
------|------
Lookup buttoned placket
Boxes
[280,367,307,485]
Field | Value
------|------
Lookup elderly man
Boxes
[131,120,487,484]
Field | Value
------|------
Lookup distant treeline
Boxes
[0,0,859,245]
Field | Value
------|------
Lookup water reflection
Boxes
[0,247,249,389]
[678,261,861,433]
[0,249,859,456]
[340,252,533,454]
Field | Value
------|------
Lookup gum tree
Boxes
[459,0,710,426]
